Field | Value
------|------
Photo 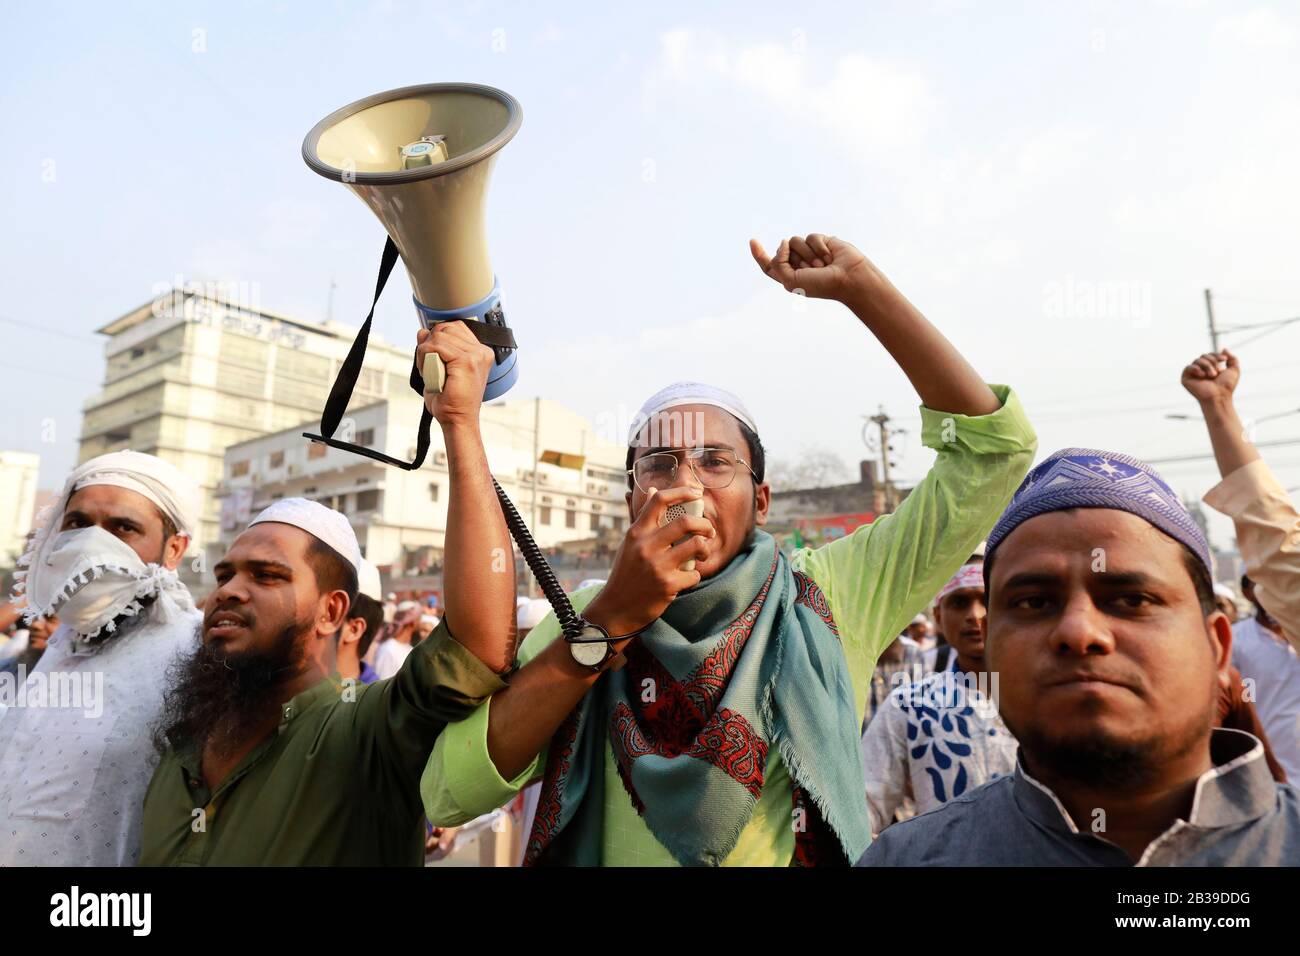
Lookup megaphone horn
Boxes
[302,82,522,470]
[298,83,592,648]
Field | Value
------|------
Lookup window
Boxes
[269,451,284,468]
[539,506,551,525]
[590,512,599,531]
[307,442,327,460]
[356,428,375,447]
[429,482,440,503]
[356,489,381,512]
[231,460,250,477]
[565,509,576,529]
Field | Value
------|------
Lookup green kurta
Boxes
[140,623,507,866]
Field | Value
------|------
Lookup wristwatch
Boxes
[566,618,629,673]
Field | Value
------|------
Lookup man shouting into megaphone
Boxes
[422,232,1038,866]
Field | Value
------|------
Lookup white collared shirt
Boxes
[1232,615,1300,781]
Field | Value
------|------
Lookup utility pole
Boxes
[1204,288,1219,353]
[868,406,895,513]
[326,276,338,324]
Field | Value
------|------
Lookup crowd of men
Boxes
[0,233,1296,867]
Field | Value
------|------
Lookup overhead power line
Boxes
[1144,437,1300,465]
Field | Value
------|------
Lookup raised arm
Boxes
[750,234,1000,416]
[418,322,516,673]
[752,232,1036,721]
[350,323,520,791]
[1181,350,1261,477]
[1189,350,1300,648]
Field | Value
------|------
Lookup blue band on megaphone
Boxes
[413,278,502,326]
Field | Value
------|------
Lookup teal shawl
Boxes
[523,531,872,866]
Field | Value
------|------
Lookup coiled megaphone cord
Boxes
[492,477,584,640]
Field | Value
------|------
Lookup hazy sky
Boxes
[4,0,1299,550]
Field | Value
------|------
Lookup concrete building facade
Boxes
[215,396,630,582]
[78,285,426,562]
[0,451,40,565]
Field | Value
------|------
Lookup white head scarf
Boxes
[516,598,552,631]
[357,559,382,601]
[13,450,201,635]
[628,382,758,446]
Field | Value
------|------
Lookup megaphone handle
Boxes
[422,352,447,396]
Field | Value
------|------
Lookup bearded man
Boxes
[139,320,519,865]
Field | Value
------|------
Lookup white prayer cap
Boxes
[911,613,929,626]
[397,600,419,613]
[357,559,382,601]
[1213,583,1239,609]
[248,498,361,572]
[517,598,552,631]
[628,382,757,445]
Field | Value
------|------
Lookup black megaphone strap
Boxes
[305,236,517,471]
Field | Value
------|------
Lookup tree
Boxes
[767,447,850,492]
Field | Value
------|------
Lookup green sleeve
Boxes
[790,385,1036,723]
[352,621,510,799]
[421,587,603,826]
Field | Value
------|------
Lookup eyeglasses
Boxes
[627,446,758,494]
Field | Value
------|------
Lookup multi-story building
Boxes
[78,284,426,568]
[214,395,630,583]
[0,451,40,565]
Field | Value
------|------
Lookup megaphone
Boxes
[302,82,522,470]
[298,83,589,651]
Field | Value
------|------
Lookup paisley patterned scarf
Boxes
[524,531,871,866]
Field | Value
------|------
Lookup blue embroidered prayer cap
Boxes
[985,448,1212,574]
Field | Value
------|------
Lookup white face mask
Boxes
[29,525,158,639]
